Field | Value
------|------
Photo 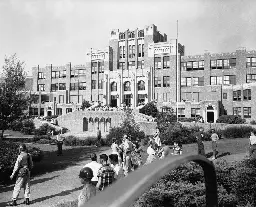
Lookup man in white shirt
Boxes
[83,153,102,186]
[109,154,124,180]
[249,131,256,156]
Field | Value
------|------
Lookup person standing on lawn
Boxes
[83,153,102,186]
[195,127,206,156]
[210,129,219,160]
[249,131,256,156]
[96,154,115,191]
[56,129,65,156]
[9,144,33,206]
[78,167,96,207]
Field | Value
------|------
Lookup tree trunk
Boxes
[0,129,4,141]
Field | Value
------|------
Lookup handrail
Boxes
[85,154,218,207]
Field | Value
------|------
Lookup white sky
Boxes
[0,0,256,75]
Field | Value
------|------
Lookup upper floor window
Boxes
[124,81,131,91]
[210,76,222,85]
[211,58,236,69]
[182,61,204,71]
[129,45,135,58]
[154,77,161,87]
[137,60,144,69]
[51,83,58,91]
[243,89,251,101]
[60,70,67,78]
[111,82,117,91]
[233,90,241,101]
[128,61,135,70]
[71,70,78,78]
[92,62,97,74]
[181,77,192,87]
[142,44,144,57]
[119,33,125,40]
[91,80,96,89]
[59,83,66,90]
[154,57,161,69]
[224,75,236,85]
[246,74,256,83]
[51,71,59,79]
[128,31,135,39]
[193,77,204,86]
[98,80,104,89]
[78,69,86,76]
[163,76,170,87]
[163,56,170,69]
[38,72,45,79]
[79,82,86,90]
[37,84,45,91]
[138,30,144,38]
[246,57,256,68]
[119,46,123,59]
[70,83,78,91]
[119,62,125,70]
[98,62,104,73]
[223,93,227,99]
[138,80,145,90]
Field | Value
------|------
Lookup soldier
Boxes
[9,144,33,206]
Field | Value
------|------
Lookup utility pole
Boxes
[176,20,179,121]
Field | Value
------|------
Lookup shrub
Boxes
[178,117,197,122]
[216,115,246,124]
[139,101,159,118]
[63,136,101,146]
[34,123,57,136]
[81,100,91,110]
[21,119,35,135]
[222,126,255,139]
[10,119,23,131]
[250,120,256,125]
[36,138,55,145]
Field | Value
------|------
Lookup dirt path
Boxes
[0,148,112,207]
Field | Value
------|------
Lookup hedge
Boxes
[63,136,106,147]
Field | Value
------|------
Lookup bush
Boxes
[222,126,255,139]
[81,100,91,110]
[250,120,256,125]
[63,136,101,146]
[21,119,35,135]
[34,123,57,136]
[139,101,159,118]
[216,115,246,124]
[3,137,34,143]
[178,117,197,122]
[36,138,55,145]
[10,119,23,131]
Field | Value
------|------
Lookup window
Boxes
[246,74,256,83]
[98,80,104,89]
[154,57,161,69]
[211,58,236,69]
[129,45,132,58]
[78,69,86,76]
[178,108,185,118]
[119,46,123,58]
[243,107,251,118]
[154,77,161,87]
[191,108,200,117]
[51,71,59,79]
[181,77,191,87]
[224,75,236,85]
[92,80,96,89]
[59,83,66,90]
[181,62,187,71]
[193,77,199,86]
[70,83,78,91]
[199,61,204,70]
[59,95,64,103]
[233,107,241,116]
[183,61,204,71]
[138,94,146,104]
[246,57,256,68]
[98,62,104,73]
[210,60,217,69]
[51,83,58,91]
[119,62,125,70]
[124,81,131,91]
[223,93,227,99]
[111,82,117,91]
[79,82,86,90]
[142,44,144,57]
[138,60,144,69]
[138,44,142,57]
[37,84,45,91]
[138,80,145,90]
[92,62,97,74]
[66,108,72,113]
[128,31,135,39]
[233,90,241,101]
[60,70,67,78]
[163,56,170,69]
[57,108,62,115]
[186,62,192,71]
[193,77,204,86]
[243,89,251,100]
[38,72,45,79]
[138,30,144,38]
[132,45,135,58]
[210,76,222,85]
[163,76,170,87]
[128,61,135,69]
[119,32,125,40]
[123,46,126,58]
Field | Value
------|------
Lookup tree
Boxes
[81,100,91,110]
[0,54,29,139]
[139,101,159,118]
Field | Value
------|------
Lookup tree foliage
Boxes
[0,54,29,138]
[81,100,91,110]
[139,101,159,118]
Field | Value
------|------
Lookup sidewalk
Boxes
[0,148,112,207]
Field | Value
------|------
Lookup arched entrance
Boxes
[83,118,88,131]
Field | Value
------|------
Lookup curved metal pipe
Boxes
[85,154,218,207]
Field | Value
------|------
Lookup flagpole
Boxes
[176,20,179,122]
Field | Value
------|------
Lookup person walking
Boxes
[56,131,65,156]
[9,144,33,206]
[96,154,115,191]
[78,167,96,207]
[195,127,206,156]
[83,153,102,186]
[249,131,256,156]
[210,129,219,160]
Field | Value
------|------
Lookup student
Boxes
[111,138,120,155]
[172,142,183,155]
[78,167,96,207]
[210,129,219,160]
[56,131,65,156]
[109,154,124,180]
[159,141,171,159]
[249,131,256,156]
[96,154,115,191]
[123,149,132,176]
[83,153,102,186]
[145,141,158,165]
[195,127,206,156]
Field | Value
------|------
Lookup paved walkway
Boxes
[0,148,112,207]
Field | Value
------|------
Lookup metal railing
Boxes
[85,154,218,207]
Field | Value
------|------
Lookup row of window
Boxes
[210,75,236,85]
[154,57,170,69]
[118,60,144,70]
[119,44,144,58]
[210,58,236,69]
[154,76,170,87]
[110,80,146,91]
[175,108,201,118]
[119,30,144,40]
[246,57,256,68]
[91,62,104,74]
[233,89,251,101]
[233,107,252,118]
[181,61,204,71]
[181,77,204,87]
